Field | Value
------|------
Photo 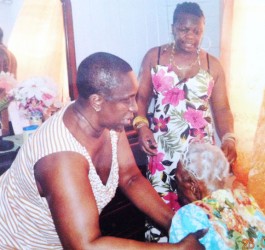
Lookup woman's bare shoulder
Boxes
[201,51,221,67]
[200,50,224,77]
[141,43,170,68]
[145,43,170,56]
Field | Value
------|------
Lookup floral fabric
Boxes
[169,189,265,250]
[145,65,215,242]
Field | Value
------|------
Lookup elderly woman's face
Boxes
[175,161,201,206]
[172,13,205,53]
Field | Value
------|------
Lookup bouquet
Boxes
[10,76,62,123]
[0,71,18,112]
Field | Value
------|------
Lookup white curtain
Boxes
[8,0,69,103]
[221,0,265,212]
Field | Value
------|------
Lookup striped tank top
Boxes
[0,103,119,249]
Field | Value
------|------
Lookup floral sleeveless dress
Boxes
[146,63,215,242]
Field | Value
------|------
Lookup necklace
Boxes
[73,104,102,134]
[169,43,199,71]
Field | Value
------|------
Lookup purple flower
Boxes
[163,192,181,212]
[153,115,170,133]
[148,153,165,175]
[190,128,207,140]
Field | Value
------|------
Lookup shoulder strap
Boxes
[157,46,161,65]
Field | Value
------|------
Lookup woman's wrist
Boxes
[133,115,149,130]
[221,132,236,144]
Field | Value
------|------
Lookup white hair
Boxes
[181,142,230,192]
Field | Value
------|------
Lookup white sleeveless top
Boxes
[0,103,119,249]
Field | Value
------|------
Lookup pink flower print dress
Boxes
[145,64,215,242]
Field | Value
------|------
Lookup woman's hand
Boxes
[177,228,208,250]
[221,140,237,172]
[137,126,158,156]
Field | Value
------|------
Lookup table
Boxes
[0,134,23,175]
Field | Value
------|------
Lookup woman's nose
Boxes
[129,98,138,113]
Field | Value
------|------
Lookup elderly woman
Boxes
[170,142,265,250]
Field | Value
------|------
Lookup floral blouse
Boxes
[169,188,265,250]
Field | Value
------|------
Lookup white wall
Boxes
[0,0,23,44]
[1,0,221,74]
[71,0,222,73]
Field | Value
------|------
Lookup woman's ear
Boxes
[190,181,197,194]
[89,94,103,112]
[190,179,203,200]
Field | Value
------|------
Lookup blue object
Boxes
[23,125,39,131]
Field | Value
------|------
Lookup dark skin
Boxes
[0,46,15,136]
[136,13,237,167]
[175,162,210,206]
[0,43,17,136]
[34,71,207,249]
[0,44,17,78]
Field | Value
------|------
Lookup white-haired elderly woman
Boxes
[170,142,265,250]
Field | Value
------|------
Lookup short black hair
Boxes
[173,2,204,24]
[77,52,132,99]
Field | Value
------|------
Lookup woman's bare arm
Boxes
[34,142,206,249]
[209,55,237,163]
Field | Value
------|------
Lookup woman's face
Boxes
[172,13,205,53]
[99,71,138,132]
[175,161,203,206]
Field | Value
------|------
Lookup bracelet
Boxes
[133,116,149,130]
[135,122,149,130]
[221,132,236,144]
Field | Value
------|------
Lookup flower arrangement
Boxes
[10,76,62,124]
[0,71,17,112]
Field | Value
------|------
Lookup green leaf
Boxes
[247,226,257,238]
[0,96,11,112]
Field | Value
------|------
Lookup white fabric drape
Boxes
[221,0,265,212]
[8,0,69,103]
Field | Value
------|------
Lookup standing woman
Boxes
[135,2,237,242]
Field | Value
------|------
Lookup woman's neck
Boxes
[73,102,103,138]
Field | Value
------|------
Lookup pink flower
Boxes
[148,152,165,175]
[11,76,61,119]
[184,108,207,129]
[0,72,17,92]
[152,69,174,93]
[163,192,181,212]
[153,115,170,133]
[162,88,185,106]
[190,128,206,140]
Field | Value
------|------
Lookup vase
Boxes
[28,112,43,126]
